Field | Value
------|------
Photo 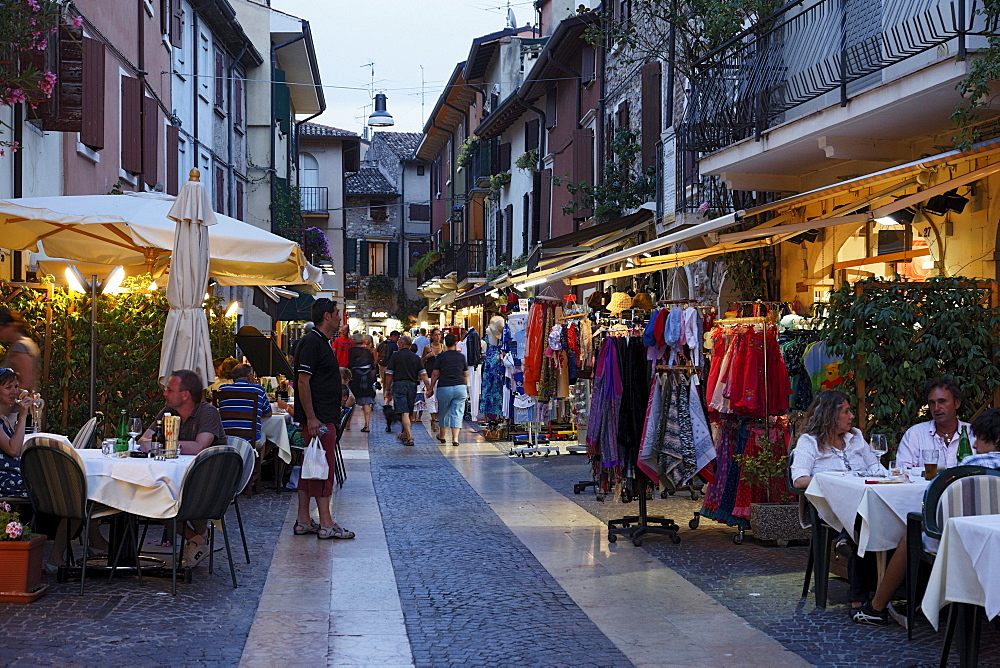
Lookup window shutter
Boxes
[142,96,159,187]
[214,166,225,213]
[530,171,541,246]
[234,75,243,126]
[572,128,594,218]
[409,203,430,221]
[505,204,514,263]
[524,118,539,152]
[490,137,500,176]
[215,51,224,108]
[387,241,399,278]
[81,36,105,150]
[166,125,179,195]
[499,142,511,172]
[640,61,662,170]
[235,180,244,221]
[359,240,370,276]
[539,168,552,241]
[170,2,183,48]
[605,113,614,164]
[32,26,84,132]
[273,69,290,134]
[545,90,556,130]
[582,45,596,84]
[345,238,357,272]
[617,101,630,130]
[120,75,142,173]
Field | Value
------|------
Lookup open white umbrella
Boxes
[158,169,215,388]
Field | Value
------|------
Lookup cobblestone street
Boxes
[0,413,997,666]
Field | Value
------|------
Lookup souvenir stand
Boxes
[694,301,792,544]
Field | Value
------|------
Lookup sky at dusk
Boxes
[270,0,537,135]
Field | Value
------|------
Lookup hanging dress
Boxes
[479,343,505,417]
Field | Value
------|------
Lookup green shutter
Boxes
[359,240,369,276]
[273,68,290,134]
[345,237,357,272]
[387,242,399,277]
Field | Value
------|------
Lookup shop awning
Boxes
[453,282,491,305]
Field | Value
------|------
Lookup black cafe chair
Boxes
[163,446,243,595]
[20,439,142,596]
[904,465,1000,643]
[226,435,255,564]
[786,451,837,607]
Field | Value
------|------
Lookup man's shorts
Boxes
[392,380,417,414]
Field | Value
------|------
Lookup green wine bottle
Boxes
[115,410,129,456]
[957,425,973,463]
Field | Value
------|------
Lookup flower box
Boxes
[749,503,810,547]
[0,535,48,603]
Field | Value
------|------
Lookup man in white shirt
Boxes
[895,377,974,469]
[412,328,430,357]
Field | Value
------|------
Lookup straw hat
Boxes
[608,291,633,315]
[631,292,653,310]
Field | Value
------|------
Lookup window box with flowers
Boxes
[366,274,396,302]
[489,171,511,194]
[456,136,479,167]
[514,149,538,171]
[0,502,47,603]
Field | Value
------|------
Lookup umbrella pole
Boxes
[89,275,98,417]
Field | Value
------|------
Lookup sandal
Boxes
[293,520,320,535]
[437,435,446,443]
[361,426,369,432]
[452,442,459,447]
[317,525,355,540]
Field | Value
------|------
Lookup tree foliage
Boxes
[558,127,655,222]
[952,0,1000,149]
[815,277,1000,443]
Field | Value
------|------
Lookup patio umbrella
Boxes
[158,169,215,388]
[0,192,322,286]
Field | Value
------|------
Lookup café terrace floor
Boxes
[1,407,997,667]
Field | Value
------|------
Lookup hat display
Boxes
[631,292,653,310]
[587,290,607,311]
[608,291,633,315]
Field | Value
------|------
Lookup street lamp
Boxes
[367,93,394,127]
[65,265,126,416]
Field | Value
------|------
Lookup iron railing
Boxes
[456,241,486,283]
[687,0,988,155]
[469,139,496,191]
[299,186,328,213]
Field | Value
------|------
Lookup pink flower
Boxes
[28,0,40,10]
[698,201,710,213]
[11,142,20,152]
[39,71,57,96]
[0,502,9,512]
[72,15,83,28]
[5,522,22,539]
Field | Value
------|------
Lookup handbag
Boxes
[301,436,329,480]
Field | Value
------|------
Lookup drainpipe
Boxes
[191,12,199,173]
[270,32,307,232]
[666,0,677,125]
[227,41,249,215]
[137,0,145,192]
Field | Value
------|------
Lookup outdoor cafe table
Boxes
[922,514,1000,666]
[264,410,292,464]
[77,449,196,519]
[805,471,929,556]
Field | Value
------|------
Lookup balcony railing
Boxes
[456,241,486,283]
[469,140,496,191]
[300,186,328,213]
[687,0,987,155]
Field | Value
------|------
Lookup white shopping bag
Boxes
[301,436,329,480]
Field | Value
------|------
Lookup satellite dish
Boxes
[507,8,516,28]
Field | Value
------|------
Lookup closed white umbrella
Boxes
[158,169,216,388]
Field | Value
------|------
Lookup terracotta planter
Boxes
[749,503,811,547]
[0,535,48,603]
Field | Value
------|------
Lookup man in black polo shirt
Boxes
[293,298,354,539]
[384,334,431,446]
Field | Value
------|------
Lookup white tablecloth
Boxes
[264,414,291,464]
[77,449,196,519]
[923,514,1000,630]
[805,472,928,556]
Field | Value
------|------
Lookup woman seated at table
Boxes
[0,367,32,498]
[791,391,886,614]
[852,407,1000,626]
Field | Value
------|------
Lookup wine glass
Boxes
[128,417,142,451]
[870,434,889,476]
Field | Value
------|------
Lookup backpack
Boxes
[376,341,393,366]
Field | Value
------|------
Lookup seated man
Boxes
[216,363,272,447]
[896,376,974,470]
[853,407,1000,626]
[140,369,226,568]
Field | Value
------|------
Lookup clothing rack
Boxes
[651,365,707,502]
[607,474,682,546]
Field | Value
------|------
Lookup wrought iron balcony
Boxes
[456,241,486,283]
[687,0,988,155]
[469,140,496,191]
[299,186,328,213]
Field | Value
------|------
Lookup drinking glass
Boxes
[128,417,142,451]
[101,438,117,457]
[922,448,940,480]
[889,460,901,478]
[870,434,889,476]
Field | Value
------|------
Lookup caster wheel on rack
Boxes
[671,534,681,544]
[689,517,700,530]
[690,490,700,501]
[733,531,744,545]
[573,485,582,494]
[632,538,643,547]
[596,493,606,503]
[608,533,617,543]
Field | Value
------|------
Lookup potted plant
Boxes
[456,135,479,167]
[0,502,48,603]
[514,149,538,171]
[489,171,511,194]
[736,450,809,546]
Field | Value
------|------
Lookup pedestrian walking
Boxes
[427,333,469,447]
[347,332,376,432]
[384,334,431,447]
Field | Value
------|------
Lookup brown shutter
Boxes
[499,142,511,171]
[215,166,225,213]
[233,75,243,126]
[572,128,594,218]
[170,2,183,48]
[142,96,159,187]
[545,90,556,129]
[605,113,614,164]
[166,125,179,195]
[235,180,244,220]
[524,118,540,152]
[81,37,105,150]
[215,52,224,108]
[641,61,662,170]
[616,101,630,130]
[33,26,84,132]
[581,45,596,84]
[120,76,142,173]
[539,168,552,241]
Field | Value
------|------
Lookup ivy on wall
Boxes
[815,276,1000,444]
[0,277,235,434]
